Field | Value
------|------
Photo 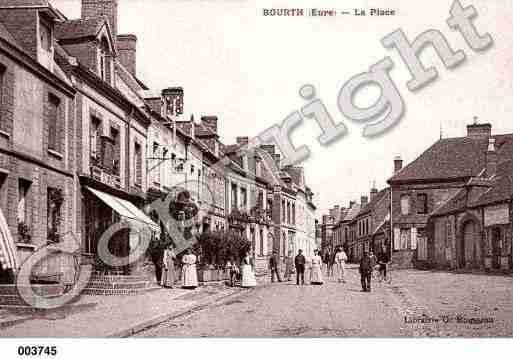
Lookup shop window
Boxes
[400,195,410,215]
[48,94,60,152]
[111,127,120,176]
[417,193,428,214]
[399,228,410,250]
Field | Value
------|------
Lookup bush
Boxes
[197,230,251,267]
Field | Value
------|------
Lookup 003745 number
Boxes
[17,346,57,356]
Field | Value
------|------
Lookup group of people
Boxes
[268,247,349,286]
[155,244,389,292]
[158,246,199,289]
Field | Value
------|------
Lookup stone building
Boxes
[0,1,78,284]
[388,122,513,269]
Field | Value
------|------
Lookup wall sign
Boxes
[484,204,509,226]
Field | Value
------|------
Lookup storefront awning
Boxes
[0,207,19,272]
[86,187,160,232]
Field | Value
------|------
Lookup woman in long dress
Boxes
[240,252,257,288]
[310,249,324,285]
[181,249,198,289]
[161,245,176,288]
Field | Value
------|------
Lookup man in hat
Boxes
[294,249,306,286]
[269,251,282,283]
[359,251,373,292]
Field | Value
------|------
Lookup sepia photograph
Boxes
[0,0,512,353]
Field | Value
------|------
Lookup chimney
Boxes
[486,138,498,177]
[190,115,195,139]
[260,145,275,155]
[236,137,249,146]
[82,0,118,40]
[370,187,378,201]
[467,122,491,139]
[116,34,137,76]
[201,116,218,134]
[272,154,281,168]
[161,87,184,117]
[349,200,356,208]
[361,196,368,207]
[394,155,403,173]
[333,205,341,220]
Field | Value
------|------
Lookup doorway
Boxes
[491,227,501,270]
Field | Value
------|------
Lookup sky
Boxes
[52,0,513,215]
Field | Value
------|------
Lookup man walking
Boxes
[359,251,372,292]
[269,251,282,283]
[294,249,306,286]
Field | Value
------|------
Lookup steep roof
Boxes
[343,204,361,222]
[55,18,106,42]
[432,160,513,217]
[389,134,513,183]
[359,188,390,216]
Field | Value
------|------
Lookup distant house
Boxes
[388,123,513,269]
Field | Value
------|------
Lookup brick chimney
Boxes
[236,137,249,146]
[82,0,118,40]
[394,156,403,173]
[117,34,137,76]
[361,196,368,207]
[486,138,498,177]
[161,87,184,117]
[467,123,491,139]
[272,154,281,168]
[370,187,378,201]
[201,116,218,134]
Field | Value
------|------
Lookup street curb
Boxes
[107,288,248,338]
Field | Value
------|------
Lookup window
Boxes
[47,187,63,244]
[39,20,52,52]
[134,142,142,185]
[240,187,247,210]
[282,199,286,221]
[399,228,410,250]
[259,229,264,256]
[90,116,101,163]
[292,204,296,225]
[111,127,120,176]
[231,183,238,210]
[48,94,60,152]
[153,142,161,184]
[417,193,428,214]
[251,229,255,252]
[287,202,291,224]
[99,38,111,83]
[400,195,410,215]
[0,66,4,131]
[17,179,31,225]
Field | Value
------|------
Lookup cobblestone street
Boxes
[135,267,513,337]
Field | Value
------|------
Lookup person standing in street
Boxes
[161,245,176,288]
[359,251,372,292]
[310,249,324,285]
[269,251,282,283]
[324,249,332,276]
[335,246,348,283]
[294,249,306,286]
[181,249,198,289]
[284,250,294,281]
[241,251,257,288]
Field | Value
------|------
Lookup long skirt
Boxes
[161,265,176,288]
[310,263,324,284]
[241,264,257,287]
[182,264,198,288]
[336,262,345,282]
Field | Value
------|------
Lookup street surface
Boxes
[136,267,513,337]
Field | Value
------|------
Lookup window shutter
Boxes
[393,227,400,250]
[411,227,418,250]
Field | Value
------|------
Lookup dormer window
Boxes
[99,37,112,84]
[37,14,53,71]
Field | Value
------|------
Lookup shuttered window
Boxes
[48,94,60,152]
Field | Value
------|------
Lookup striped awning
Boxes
[0,207,19,272]
[86,187,160,232]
